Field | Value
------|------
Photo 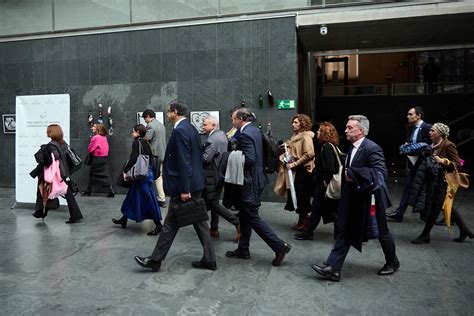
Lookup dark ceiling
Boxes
[297,12,474,52]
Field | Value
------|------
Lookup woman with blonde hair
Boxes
[411,122,472,244]
[82,123,114,197]
[274,114,315,230]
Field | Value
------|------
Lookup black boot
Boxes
[81,187,92,196]
[452,208,474,242]
[32,210,45,219]
[411,224,432,244]
[112,215,127,229]
[107,186,115,197]
[147,220,163,236]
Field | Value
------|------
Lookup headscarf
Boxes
[432,122,450,138]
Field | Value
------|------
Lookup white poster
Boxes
[15,94,70,204]
[190,111,220,134]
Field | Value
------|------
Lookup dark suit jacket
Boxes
[236,123,267,207]
[163,119,206,196]
[406,121,432,168]
[339,138,391,251]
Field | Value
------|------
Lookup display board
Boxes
[15,94,70,204]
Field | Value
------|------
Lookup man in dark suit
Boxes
[225,107,291,266]
[312,115,399,282]
[202,115,240,240]
[135,100,216,272]
[387,106,432,222]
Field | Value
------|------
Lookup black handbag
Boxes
[84,153,92,166]
[171,198,209,228]
[116,171,131,189]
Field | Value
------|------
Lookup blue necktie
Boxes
[411,126,419,143]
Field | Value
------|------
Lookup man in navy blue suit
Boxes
[135,100,216,272]
[225,107,291,266]
[387,106,432,222]
[312,115,399,281]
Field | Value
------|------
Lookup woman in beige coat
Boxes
[274,114,315,230]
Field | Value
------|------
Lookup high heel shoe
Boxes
[453,230,474,242]
[107,187,115,198]
[81,188,92,196]
[112,216,127,229]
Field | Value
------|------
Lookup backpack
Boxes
[261,131,280,174]
[64,144,82,174]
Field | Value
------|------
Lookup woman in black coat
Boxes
[295,121,342,240]
[112,124,163,236]
[32,124,83,223]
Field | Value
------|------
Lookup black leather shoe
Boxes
[294,230,314,240]
[112,216,127,229]
[378,258,400,276]
[65,216,83,224]
[386,212,403,223]
[81,188,91,196]
[225,249,250,259]
[147,226,162,236]
[311,264,341,282]
[134,256,161,272]
[272,243,291,266]
[192,261,217,271]
[411,234,430,244]
[32,210,45,219]
[158,201,167,208]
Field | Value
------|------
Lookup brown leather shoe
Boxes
[210,228,219,238]
[272,243,291,266]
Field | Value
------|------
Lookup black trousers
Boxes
[35,182,82,220]
[326,204,397,271]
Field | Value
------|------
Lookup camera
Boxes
[320,25,328,36]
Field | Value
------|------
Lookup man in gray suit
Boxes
[143,109,167,210]
[202,115,240,240]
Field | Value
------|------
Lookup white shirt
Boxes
[174,117,186,129]
[349,137,365,166]
[411,120,424,143]
[240,122,252,133]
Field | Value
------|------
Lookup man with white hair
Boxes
[312,115,399,282]
[202,116,240,240]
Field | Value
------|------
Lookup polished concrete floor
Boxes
[1,184,474,315]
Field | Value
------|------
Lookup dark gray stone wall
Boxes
[0,17,297,198]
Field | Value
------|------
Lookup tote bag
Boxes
[43,153,68,199]
[124,141,149,181]
[325,143,343,200]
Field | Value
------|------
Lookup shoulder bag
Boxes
[325,143,343,200]
[445,169,470,189]
[124,140,150,181]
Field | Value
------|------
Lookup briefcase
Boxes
[171,198,209,228]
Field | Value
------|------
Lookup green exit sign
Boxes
[277,99,295,110]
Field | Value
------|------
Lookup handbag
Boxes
[171,198,209,228]
[325,143,343,200]
[43,153,68,199]
[445,170,470,189]
[124,141,150,181]
[84,153,92,166]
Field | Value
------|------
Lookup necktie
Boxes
[346,145,354,167]
[411,126,419,143]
